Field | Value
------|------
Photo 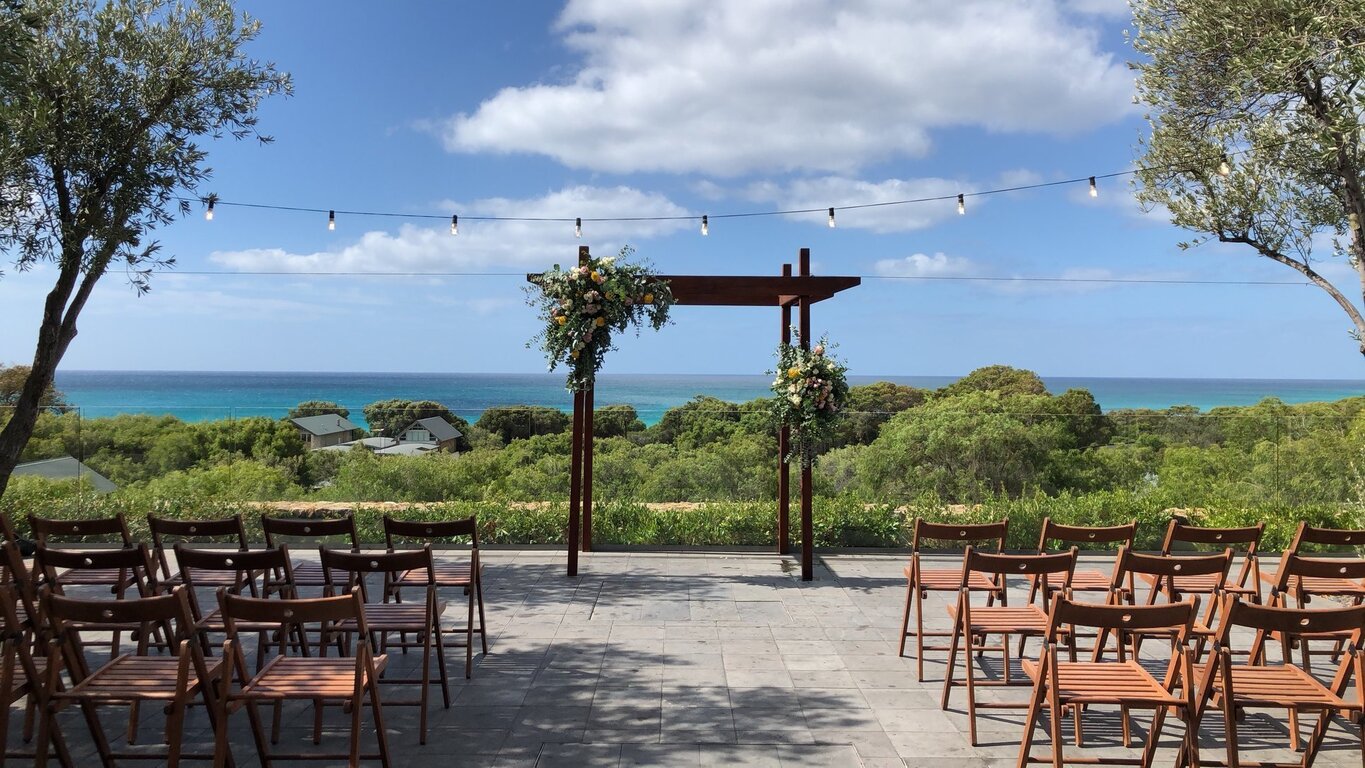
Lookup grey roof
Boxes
[290,414,360,437]
[401,416,463,443]
[375,443,439,456]
[13,457,117,493]
[316,437,397,453]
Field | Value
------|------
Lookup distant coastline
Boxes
[47,370,1365,428]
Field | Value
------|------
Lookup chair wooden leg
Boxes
[1120,704,1130,747]
[466,584,475,679]
[243,700,272,768]
[420,626,431,745]
[1142,703,1170,768]
[349,687,363,767]
[964,634,980,746]
[915,586,927,681]
[1048,690,1064,768]
[165,697,188,768]
[1015,666,1047,768]
[1288,706,1301,751]
[367,661,392,768]
[898,583,913,657]
[940,616,961,712]
[312,697,323,745]
[475,569,489,655]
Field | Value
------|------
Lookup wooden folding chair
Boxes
[149,513,254,590]
[213,588,392,767]
[1260,553,1365,673]
[34,544,162,657]
[260,513,358,592]
[1182,596,1365,768]
[175,544,302,666]
[0,583,72,767]
[382,515,488,675]
[1097,546,1233,663]
[899,518,1009,681]
[941,547,1078,745]
[1017,598,1201,768]
[35,586,227,767]
[1145,520,1264,625]
[28,513,137,592]
[321,546,450,744]
[1029,518,1137,604]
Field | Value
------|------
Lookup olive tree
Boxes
[1132,0,1365,354]
[0,0,289,498]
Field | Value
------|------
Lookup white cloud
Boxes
[210,186,692,275]
[443,0,1134,175]
[1063,0,1132,20]
[874,252,977,278]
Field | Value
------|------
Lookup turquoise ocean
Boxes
[48,371,1365,429]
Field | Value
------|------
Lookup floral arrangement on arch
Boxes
[528,246,674,391]
[770,332,849,466]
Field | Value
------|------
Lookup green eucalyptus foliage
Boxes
[1131,0,1365,352]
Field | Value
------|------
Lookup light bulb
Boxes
[1089,177,1098,198]
[957,194,965,215]
[827,207,836,228]
[451,214,458,236]
[328,210,335,231]
[701,215,709,236]
[205,200,215,221]
[575,217,582,238]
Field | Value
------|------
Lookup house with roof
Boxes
[13,456,117,493]
[291,414,360,450]
[397,416,463,452]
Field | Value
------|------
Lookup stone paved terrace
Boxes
[38,550,1365,767]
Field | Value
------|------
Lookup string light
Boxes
[327,210,335,231]
[827,207,836,228]
[205,199,215,221]
[700,215,708,236]
[450,214,458,236]
[188,150,1279,233]
[1089,177,1098,198]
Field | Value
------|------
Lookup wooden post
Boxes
[798,248,814,582]
[567,389,582,578]
[777,263,792,556]
[582,384,594,552]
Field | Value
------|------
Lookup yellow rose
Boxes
[555,315,567,325]
[643,292,654,304]
[571,349,580,359]
[595,317,606,327]
[787,367,800,379]
[590,270,601,282]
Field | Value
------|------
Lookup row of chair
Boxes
[0,510,490,767]
[897,517,1365,766]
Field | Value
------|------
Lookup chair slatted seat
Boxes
[241,655,389,699]
[898,518,1009,682]
[1019,659,1184,706]
[0,578,73,767]
[939,548,1077,745]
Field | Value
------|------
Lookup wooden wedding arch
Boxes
[530,246,859,581]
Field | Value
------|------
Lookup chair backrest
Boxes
[320,546,434,600]
[1269,553,1365,601]
[1048,597,1197,651]
[1160,520,1263,585]
[383,515,479,550]
[963,547,1076,608]
[0,582,24,639]
[1112,546,1233,602]
[1037,517,1137,552]
[1216,596,1365,669]
[261,513,358,551]
[912,518,1008,553]
[0,541,39,621]
[28,513,133,547]
[148,514,249,580]
[1284,521,1365,554]
[217,587,369,655]
[174,544,296,619]
[35,543,156,595]
[43,585,195,636]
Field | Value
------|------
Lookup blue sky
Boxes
[2,0,1362,379]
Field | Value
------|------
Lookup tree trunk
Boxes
[0,280,79,500]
